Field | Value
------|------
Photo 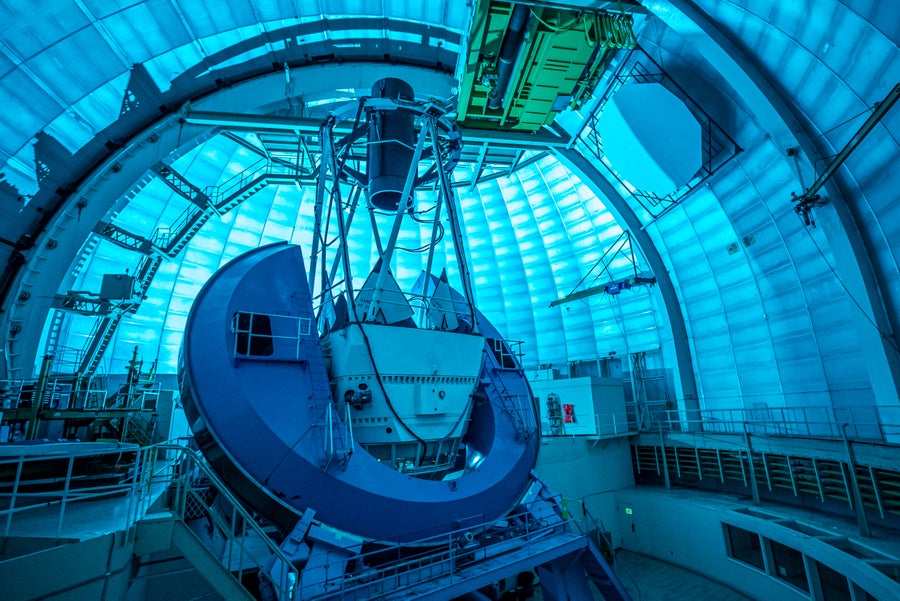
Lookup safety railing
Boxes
[490,337,525,369]
[0,376,120,414]
[650,405,898,444]
[160,443,298,600]
[39,346,90,376]
[205,158,266,207]
[205,157,266,200]
[152,159,302,258]
[322,403,354,472]
[561,496,640,593]
[482,366,537,442]
[232,310,314,361]
[561,496,612,553]
[593,411,634,439]
[205,158,302,208]
[539,409,634,439]
[152,205,199,253]
[0,442,150,541]
[0,440,297,600]
[304,507,569,600]
[123,411,159,446]
[105,385,161,411]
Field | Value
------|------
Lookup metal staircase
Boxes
[288,482,630,601]
[168,518,256,600]
[162,445,298,600]
[122,412,158,446]
[155,204,212,256]
[71,159,303,378]
[77,315,117,375]
[323,528,591,601]
[321,403,354,472]
[480,358,537,442]
[580,544,633,600]
[0,442,294,598]
[152,162,211,208]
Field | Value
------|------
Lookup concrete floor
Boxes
[522,549,753,601]
[615,550,753,601]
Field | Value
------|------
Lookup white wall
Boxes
[535,435,634,544]
[614,487,805,600]
[613,486,900,601]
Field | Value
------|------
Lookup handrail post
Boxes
[346,402,355,450]
[658,423,671,490]
[131,448,142,524]
[874,405,888,443]
[56,455,76,543]
[125,449,141,531]
[173,451,184,518]
[229,505,237,575]
[742,422,761,506]
[449,530,454,580]
[296,316,302,360]
[5,455,24,538]
[840,424,871,538]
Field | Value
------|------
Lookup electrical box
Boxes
[531,376,627,437]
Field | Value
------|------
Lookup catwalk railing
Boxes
[536,399,898,445]
[0,440,630,600]
[0,440,297,600]
[298,497,597,600]
[649,404,900,444]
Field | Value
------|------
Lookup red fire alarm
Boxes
[563,403,576,423]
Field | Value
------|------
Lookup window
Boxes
[724,525,765,570]
[817,562,851,601]
[770,540,809,592]
[233,312,274,356]
[488,338,517,369]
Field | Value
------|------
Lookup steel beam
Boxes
[183,110,572,149]
[151,162,210,209]
[793,83,900,219]
[841,425,871,537]
[555,148,701,423]
[0,63,454,379]
[93,221,154,255]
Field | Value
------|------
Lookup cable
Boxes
[603,293,632,358]
[410,205,438,219]
[353,321,430,465]
[739,150,900,358]
[814,105,876,140]
[397,222,445,253]
[798,212,900,355]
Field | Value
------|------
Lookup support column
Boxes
[841,425,871,538]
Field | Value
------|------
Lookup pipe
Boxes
[488,4,531,110]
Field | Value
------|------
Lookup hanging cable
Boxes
[796,211,900,355]
[396,223,445,253]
